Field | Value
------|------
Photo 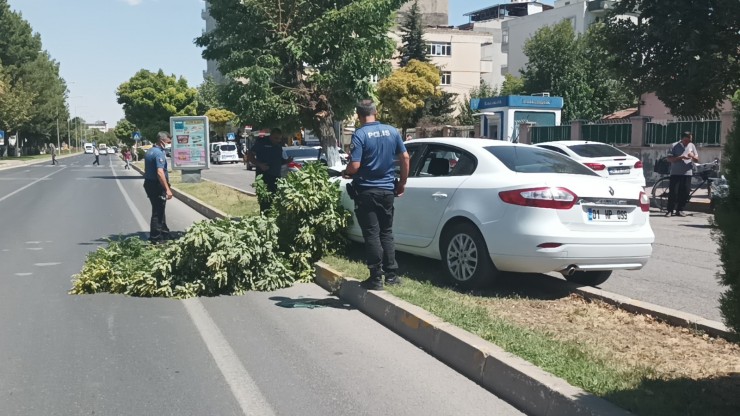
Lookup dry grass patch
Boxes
[473,294,740,380]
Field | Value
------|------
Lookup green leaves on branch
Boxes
[70,163,350,298]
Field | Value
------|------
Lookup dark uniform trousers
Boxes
[354,187,398,276]
[667,175,692,213]
[144,180,170,242]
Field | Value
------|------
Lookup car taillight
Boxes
[584,162,606,171]
[634,160,643,169]
[639,191,650,212]
[499,187,578,210]
[287,161,302,169]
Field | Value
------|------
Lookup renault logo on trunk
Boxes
[609,186,615,196]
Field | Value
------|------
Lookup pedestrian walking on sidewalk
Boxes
[665,131,699,217]
[342,99,410,291]
[143,132,173,244]
[92,146,100,166]
[50,144,57,165]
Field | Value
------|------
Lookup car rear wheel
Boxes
[564,270,612,286]
[441,223,497,289]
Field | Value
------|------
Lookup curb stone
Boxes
[315,262,632,416]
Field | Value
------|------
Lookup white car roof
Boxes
[407,137,527,148]
[535,140,615,147]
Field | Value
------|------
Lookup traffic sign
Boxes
[133,132,141,141]
[0,130,5,140]
[227,132,235,141]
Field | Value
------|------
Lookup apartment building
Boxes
[85,121,109,133]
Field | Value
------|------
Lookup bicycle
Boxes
[651,158,719,212]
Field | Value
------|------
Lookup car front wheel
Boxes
[564,270,612,286]
[441,223,497,289]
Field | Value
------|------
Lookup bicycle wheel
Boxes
[651,177,670,211]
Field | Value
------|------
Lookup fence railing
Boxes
[581,122,632,145]
[645,119,721,146]
[530,125,572,143]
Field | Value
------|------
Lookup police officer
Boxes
[343,99,410,290]
[248,128,291,212]
[143,131,173,243]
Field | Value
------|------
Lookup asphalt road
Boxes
[0,154,523,416]
[200,161,726,322]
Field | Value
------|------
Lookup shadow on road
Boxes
[270,296,354,310]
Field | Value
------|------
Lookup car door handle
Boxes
[432,192,448,199]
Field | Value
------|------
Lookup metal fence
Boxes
[645,119,721,146]
[581,121,632,145]
[530,125,572,143]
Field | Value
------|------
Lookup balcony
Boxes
[587,0,616,13]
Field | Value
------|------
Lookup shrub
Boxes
[713,103,740,333]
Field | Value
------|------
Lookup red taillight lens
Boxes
[287,161,302,169]
[537,243,562,249]
[499,187,578,210]
[584,162,606,171]
[639,191,650,212]
[634,160,643,169]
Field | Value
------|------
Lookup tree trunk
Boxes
[313,95,341,168]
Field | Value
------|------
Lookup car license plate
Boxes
[587,208,628,222]
[608,167,630,175]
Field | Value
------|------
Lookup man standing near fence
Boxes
[665,131,699,217]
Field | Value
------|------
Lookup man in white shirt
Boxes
[665,131,699,217]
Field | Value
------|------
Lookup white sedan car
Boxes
[338,138,654,288]
[534,140,646,187]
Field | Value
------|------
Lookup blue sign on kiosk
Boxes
[472,95,563,142]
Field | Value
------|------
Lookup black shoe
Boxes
[385,275,402,286]
[674,211,686,217]
[361,278,384,291]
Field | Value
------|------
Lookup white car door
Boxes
[394,144,471,248]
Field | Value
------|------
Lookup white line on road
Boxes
[0,167,67,204]
[113,164,274,416]
[34,262,61,267]
[14,273,32,276]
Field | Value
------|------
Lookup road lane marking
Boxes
[34,262,61,267]
[0,167,67,204]
[15,273,32,276]
[182,299,276,415]
[114,165,274,415]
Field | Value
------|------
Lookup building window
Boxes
[441,71,452,85]
[427,42,452,56]
[502,29,509,45]
[500,65,508,75]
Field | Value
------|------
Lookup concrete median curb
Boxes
[314,262,631,416]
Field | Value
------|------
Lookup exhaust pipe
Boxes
[562,265,578,277]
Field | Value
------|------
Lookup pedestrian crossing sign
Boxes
[227,132,235,141]
[133,132,141,141]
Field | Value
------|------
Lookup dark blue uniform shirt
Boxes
[250,139,286,177]
[144,146,168,182]
[349,121,406,190]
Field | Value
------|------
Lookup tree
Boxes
[377,59,441,134]
[205,108,236,139]
[500,74,524,96]
[113,119,138,147]
[712,92,740,333]
[197,0,407,165]
[521,21,631,121]
[116,69,198,142]
[456,80,498,126]
[420,91,457,125]
[398,0,428,67]
[196,75,225,115]
[0,65,36,155]
[602,0,740,116]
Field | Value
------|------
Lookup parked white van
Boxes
[84,143,94,154]
[211,142,239,164]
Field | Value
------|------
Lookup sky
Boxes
[8,0,555,127]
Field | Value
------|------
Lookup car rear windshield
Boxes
[285,148,321,158]
[219,145,237,151]
[485,146,599,176]
[567,144,626,158]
